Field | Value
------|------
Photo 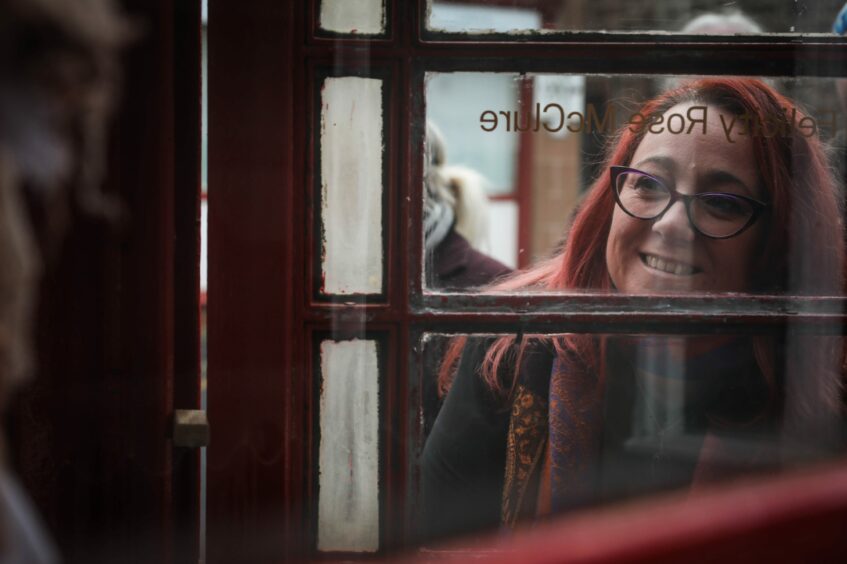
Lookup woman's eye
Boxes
[632,175,665,193]
[701,195,749,218]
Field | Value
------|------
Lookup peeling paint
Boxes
[317,340,380,553]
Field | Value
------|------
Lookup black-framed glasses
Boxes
[609,166,769,239]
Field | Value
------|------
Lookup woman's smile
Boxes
[639,252,701,276]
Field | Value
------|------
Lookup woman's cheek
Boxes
[605,211,638,292]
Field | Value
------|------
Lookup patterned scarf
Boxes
[548,353,605,513]
[500,342,601,524]
[423,183,454,252]
[423,122,453,252]
[501,337,763,525]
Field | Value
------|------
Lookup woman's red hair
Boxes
[438,78,845,428]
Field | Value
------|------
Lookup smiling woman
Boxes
[420,78,846,541]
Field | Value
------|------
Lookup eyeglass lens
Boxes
[615,171,755,238]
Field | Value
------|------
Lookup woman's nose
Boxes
[651,199,695,242]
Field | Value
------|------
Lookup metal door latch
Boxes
[172,409,210,448]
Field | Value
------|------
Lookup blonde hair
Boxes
[440,165,493,253]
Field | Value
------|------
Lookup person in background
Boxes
[421,122,515,445]
[679,9,763,35]
[424,122,512,290]
[660,9,764,92]
[0,0,128,561]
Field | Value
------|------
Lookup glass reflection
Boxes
[419,331,844,541]
[424,75,846,294]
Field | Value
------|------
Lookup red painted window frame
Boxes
[403,462,847,563]
[206,1,847,562]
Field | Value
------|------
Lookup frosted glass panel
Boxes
[320,0,385,35]
[320,77,384,295]
[318,339,380,552]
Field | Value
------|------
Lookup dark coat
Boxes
[420,338,552,542]
[427,228,512,290]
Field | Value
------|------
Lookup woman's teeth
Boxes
[642,254,696,276]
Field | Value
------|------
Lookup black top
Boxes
[419,339,510,541]
[427,228,512,291]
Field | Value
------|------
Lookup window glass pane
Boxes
[427,1,844,34]
[321,76,384,295]
[423,73,846,296]
[427,73,521,195]
[320,0,386,35]
[429,2,542,33]
[488,200,519,268]
[417,331,845,543]
[318,339,380,552]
